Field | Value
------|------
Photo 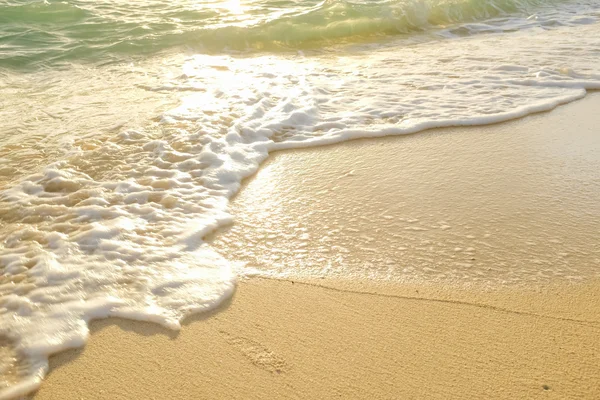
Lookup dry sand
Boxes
[34,94,600,399]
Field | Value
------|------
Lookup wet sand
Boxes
[34,94,600,399]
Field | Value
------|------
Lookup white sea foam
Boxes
[1,7,600,398]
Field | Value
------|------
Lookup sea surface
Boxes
[1,0,600,397]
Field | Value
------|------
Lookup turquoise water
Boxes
[1,0,600,398]
[0,0,585,68]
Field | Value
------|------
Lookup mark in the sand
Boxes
[219,331,288,374]
[542,385,551,391]
[256,277,600,326]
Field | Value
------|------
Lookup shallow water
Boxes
[208,95,600,286]
[1,0,600,397]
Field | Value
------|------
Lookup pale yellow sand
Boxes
[35,280,600,400]
[34,95,600,399]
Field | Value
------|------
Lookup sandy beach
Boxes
[33,95,600,399]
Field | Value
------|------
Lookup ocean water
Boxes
[1,0,600,397]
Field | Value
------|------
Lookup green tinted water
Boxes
[0,0,558,68]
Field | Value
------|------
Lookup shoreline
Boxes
[32,94,600,399]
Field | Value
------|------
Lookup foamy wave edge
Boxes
[1,67,600,399]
